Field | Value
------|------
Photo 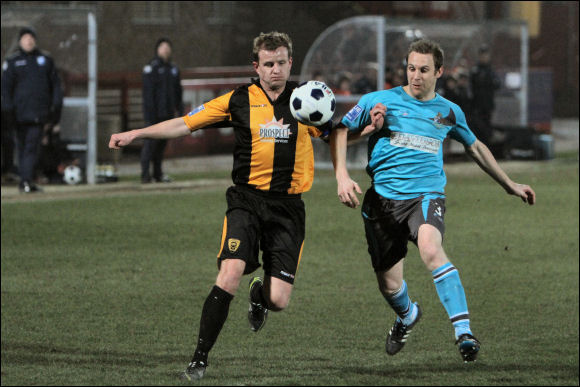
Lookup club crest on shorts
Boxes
[228,238,241,253]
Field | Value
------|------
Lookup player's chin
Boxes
[270,79,287,87]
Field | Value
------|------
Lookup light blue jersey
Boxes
[341,86,476,200]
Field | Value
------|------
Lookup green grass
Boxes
[2,157,579,385]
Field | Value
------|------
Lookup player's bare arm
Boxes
[465,139,536,205]
[330,125,362,208]
[109,117,191,149]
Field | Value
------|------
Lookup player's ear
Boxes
[252,61,259,73]
[435,66,444,78]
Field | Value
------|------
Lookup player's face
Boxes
[157,42,172,61]
[19,34,36,53]
[405,51,443,101]
[253,46,292,92]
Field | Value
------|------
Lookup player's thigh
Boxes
[217,188,261,274]
[361,188,409,273]
[408,195,446,243]
[407,196,448,268]
[261,197,305,285]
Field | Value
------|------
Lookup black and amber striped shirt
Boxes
[182,80,323,195]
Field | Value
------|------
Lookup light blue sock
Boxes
[383,280,418,326]
[432,262,472,339]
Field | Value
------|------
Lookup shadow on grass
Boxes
[4,340,578,384]
[337,361,579,380]
[1,341,186,367]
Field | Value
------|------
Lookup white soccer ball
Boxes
[290,81,336,126]
[63,165,82,185]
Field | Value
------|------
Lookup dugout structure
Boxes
[1,5,98,184]
[301,16,530,167]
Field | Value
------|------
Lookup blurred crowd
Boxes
[312,44,500,147]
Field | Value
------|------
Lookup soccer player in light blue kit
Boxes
[330,39,536,362]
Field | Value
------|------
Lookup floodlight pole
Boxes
[377,17,385,91]
[87,12,97,184]
[520,23,528,127]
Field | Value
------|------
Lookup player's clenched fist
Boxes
[360,103,387,137]
[370,103,387,129]
[109,131,135,149]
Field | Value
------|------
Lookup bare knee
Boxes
[376,266,404,295]
[378,276,403,295]
[417,224,448,271]
[267,293,290,311]
[215,260,245,295]
[263,277,293,311]
[418,242,447,271]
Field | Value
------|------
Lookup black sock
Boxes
[192,285,234,364]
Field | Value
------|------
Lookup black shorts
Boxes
[361,186,446,273]
[217,185,305,284]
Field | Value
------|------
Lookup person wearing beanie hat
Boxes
[19,26,37,40]
[1,26,63,193]
[155,37,172,52]
[140,37,183,183]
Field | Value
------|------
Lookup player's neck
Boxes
[403,85,436,101]
[260,81,286,102]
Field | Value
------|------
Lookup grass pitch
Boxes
[1,156,578,385]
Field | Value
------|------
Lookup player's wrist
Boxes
[129,129,142,142]
[335,169,350,182]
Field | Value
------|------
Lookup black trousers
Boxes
[471,109,493,147]
[15,123,43,183]
[140,117,171,181]
[1,122,16,174]
[140,138,168,180]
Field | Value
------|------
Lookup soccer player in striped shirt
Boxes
[330,39,535,362]
[110,32,330,380]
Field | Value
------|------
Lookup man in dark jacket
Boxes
[470,45,500,147]
[1,27,63,193]
[140,37,184,183]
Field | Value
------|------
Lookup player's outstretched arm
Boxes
[331,125,362,208]
[109,117,191,149]
[465,139,536,205]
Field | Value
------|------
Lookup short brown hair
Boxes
[252,31,293,62]
[406,39,444,72]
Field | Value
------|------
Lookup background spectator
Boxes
[141,37,184,184]
[1,27,63,193]
[470,44,501,147]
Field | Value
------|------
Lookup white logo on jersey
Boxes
[390,132,441,154]
[259,116,291,143]
[345,104,363,121]
[188,104,205,116]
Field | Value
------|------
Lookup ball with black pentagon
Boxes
[290,81,336,126]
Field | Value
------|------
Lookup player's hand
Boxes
[360,103,387,136]
[510,183,536,205]
[109,131,134,149]
[337,176,362,208]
